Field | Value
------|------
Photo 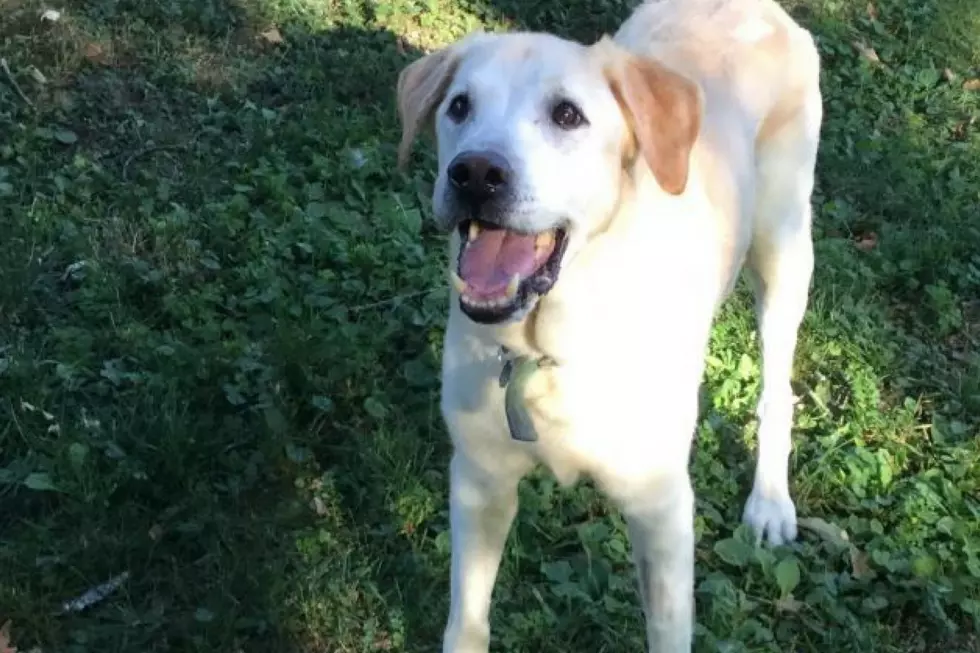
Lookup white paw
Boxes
[443,621,490,653]
[742,487,797,546]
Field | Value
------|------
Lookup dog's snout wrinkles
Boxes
[448,151,511,206]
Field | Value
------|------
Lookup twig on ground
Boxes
[1,58,36,110]
[349,287,445,312]
[122,144,189,181]
[60,571,131,614]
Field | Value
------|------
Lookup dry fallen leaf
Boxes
[798,516,851,546]
[963,78,980,91]
[310,496,328,516]
[850,546,872,578]
[951,118,973,141]
[853,41,882,65]
[83,43,107,65]
[259,27,283,45]
[855,232,879,251]
[0,620,17,653]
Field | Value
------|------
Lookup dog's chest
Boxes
[441,325,703,486]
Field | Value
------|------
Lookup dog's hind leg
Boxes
[742,46,822,547]
[442,451,526,653]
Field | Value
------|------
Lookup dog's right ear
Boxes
[396,33,484,170]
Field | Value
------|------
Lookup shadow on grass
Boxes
[0,1,461,651]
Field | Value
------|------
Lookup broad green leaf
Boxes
[54,128,78,144]
[68,442,89,467]
[263,406,287,434]
[714,538,753,567]
[774,557,801,596]
[363,396,387,419]
[23,472,58,492]
[311,395,334,412]
[911,555,938,578]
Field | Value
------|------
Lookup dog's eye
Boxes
[551,100,587,130]
[447,94,471,122]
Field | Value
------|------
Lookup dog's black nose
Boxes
[447,151,511,206]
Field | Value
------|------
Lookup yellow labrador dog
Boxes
[396,0,822,650]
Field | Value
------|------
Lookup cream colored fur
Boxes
[396,0,823,651]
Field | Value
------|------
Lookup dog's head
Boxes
[397,31,701,325]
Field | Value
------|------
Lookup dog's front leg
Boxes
[622,475,695,653]
[443,451,523,653]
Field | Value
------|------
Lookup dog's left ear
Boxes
[396,33,485,170]
[598,38,702,195]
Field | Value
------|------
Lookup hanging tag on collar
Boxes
[497,350,552,443]
[498,347,515,388]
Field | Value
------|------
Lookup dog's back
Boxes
[615,0,822,303]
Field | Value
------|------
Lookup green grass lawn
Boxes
[1,0,979,650]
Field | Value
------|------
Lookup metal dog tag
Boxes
[498,354,546,443]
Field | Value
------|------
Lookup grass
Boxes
[0,0,978,650]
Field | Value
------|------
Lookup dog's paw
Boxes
[742,488,797,546]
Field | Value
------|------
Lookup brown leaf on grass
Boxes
[259,27,284,45]
[0,620,17,653]
[83,43,108,65]
[951,117,974,141]
[853,41,882,65]
[850,546,872,578]
[963,79,980,91]
[798,517,851,546]
[310,496,328,516]
[855,232,879,251]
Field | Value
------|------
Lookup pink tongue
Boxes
[459,229,539,297]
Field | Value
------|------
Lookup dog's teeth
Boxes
[450,271,468,295]
[505,274,520,299]
[468,222,481,241]
[535,231,555,251]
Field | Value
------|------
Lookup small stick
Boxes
[122,144,186,181]
[1,58,36,110]
[60,571,130,614]
[349,288,443,312]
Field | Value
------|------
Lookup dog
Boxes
[395,0,822,650]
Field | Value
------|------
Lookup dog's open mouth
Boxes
[450,219,569,323]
